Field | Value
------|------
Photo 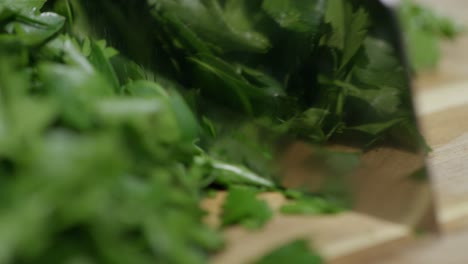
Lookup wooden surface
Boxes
[204,0,468,262]
[203,192,412,264]
[380,229,468,264]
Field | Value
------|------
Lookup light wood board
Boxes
[202,192,412,264]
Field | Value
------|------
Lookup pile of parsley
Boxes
[0,0,461,264]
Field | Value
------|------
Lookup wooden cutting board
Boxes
[203,192,412,264]
[204,0,468,262]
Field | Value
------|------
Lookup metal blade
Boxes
[278,0,438,231]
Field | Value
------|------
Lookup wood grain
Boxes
[202,192,411,264]
[376,230,468,264]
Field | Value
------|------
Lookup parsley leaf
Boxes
[1,0,46,12]
[262,0,325,34]
[399,0,464,70]
[321,0,370,70]
[222,186,273,229]
[253,240,323,264]
[281,197,343,215]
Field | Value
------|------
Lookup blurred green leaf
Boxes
[321,0,370,70]
[399,0,464,70]
[222,186,273,229]
[262,0,325,34]
[6,11,65,45]
[281,197,344,215]
[254,240,323,264]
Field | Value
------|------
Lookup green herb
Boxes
[281,197,344,215]
[222,186,273,229]
[0,3,221,264]
[0,0,454,263]
[400,0,464,70]
[253,240,323,264]
[409,167,429,182]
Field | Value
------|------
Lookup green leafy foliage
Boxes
[149,0,270,53]
[281,197,344,215]
[321,0,370,70]
[253,240,323,264]
[222,186,273,229]
[0,4,220,264]
[0,0,452,263]
[193,154,275,188]
[262,0,325,34]
[1,0,46,12]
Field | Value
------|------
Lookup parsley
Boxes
[399,0,463,70]
[253,240,323,264]
[0,0,457,263]
[281,197,344,215]
[222,186,273,229]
